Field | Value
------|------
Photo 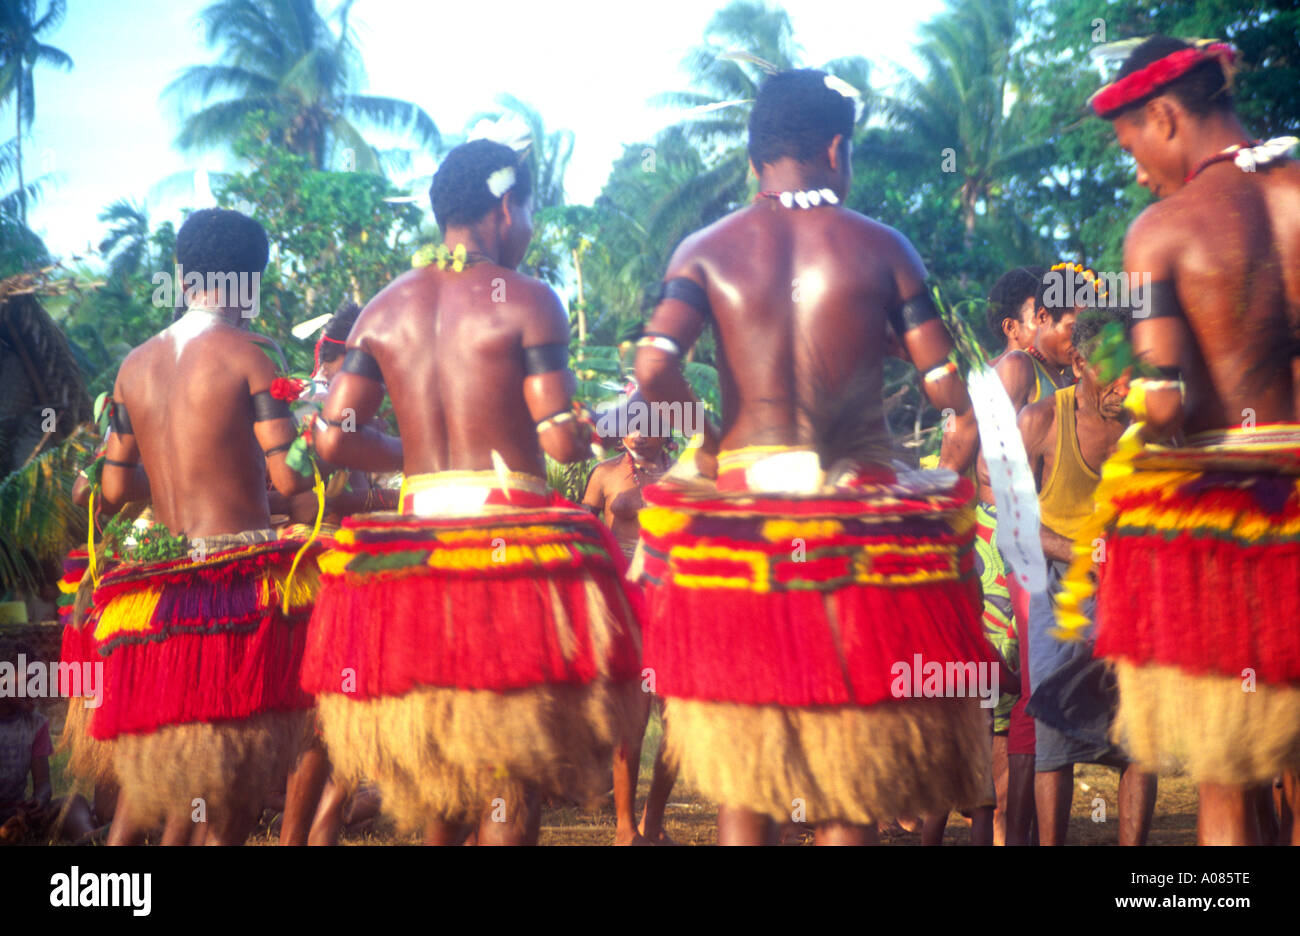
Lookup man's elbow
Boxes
[314,425,345,466]
[634,350,675,403]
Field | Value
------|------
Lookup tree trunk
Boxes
[572,246,586,345]
[16,78,26,226]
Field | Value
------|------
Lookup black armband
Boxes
[341,348,384,383]
[103,457,139,469]
[657,277,712,321]
[522,342,569,376]
[109,401,133,435]
[887,289,940,335]
[1154,365,1184,382]
[250,390,292,423]
[262,442,291,458]
[1140,280,1184,320]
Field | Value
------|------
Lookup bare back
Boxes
[1129,159,1300,431]
[345,263,569,478]
[112,321,280,537]
[664,202,931,451]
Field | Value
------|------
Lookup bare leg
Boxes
[1255,783,1279,846]
[281,744,330,846]
[55,795,96,842]
[309,779,350,846]
[920,812,947,846]
[614,691,652,845]
[969,805,994,845]
[205,804,260,846]
[639,737,679,844]
[105,790,147,846]
[159,809,193,846]
[717,804,775,845]
[1117,764,1157,846]
[815,821,878,845]
[1282,772,1300,846]
[1006,753,1037,845]
[476,786,539,846]
[424,817,470,846]
[1035,765,1073,846]
[1197,783,1258,845]
[991,735,1009,846]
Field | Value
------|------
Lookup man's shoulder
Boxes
[1018,394,1057,438]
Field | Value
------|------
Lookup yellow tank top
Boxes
[1038,385,1100,541]
[1027,353,1059,404]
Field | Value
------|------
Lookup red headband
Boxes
[313,334,347,374]
[1089,43,1235,118]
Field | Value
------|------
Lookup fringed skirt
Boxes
[302,472,645,831]
[1092,428,1300,783]
[80,531,322,825]
[638,460,995,825]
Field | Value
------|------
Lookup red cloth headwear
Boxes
[1089,42,1236,118]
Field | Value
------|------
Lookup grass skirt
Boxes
[304,495,644,828]
[639,468,994,821]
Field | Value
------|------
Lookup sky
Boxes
[13,0,947,261]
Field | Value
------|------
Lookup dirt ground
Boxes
[39,701,1206,846]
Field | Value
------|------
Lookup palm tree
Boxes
[164,0,438,173]
[874,0,1049,243]
[97,199,151,281]
[652,1,873,242]
[0,0,72,225]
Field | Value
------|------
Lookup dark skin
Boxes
[1018,350,1130,562]
[636,135,976,845]
[582,432,672,846]
[316,188,594,846]
[1109,89,1300,845]
[99,289,311,846]
[1017,351,1157,844]
[993,308,1077,415]
[636,137,979,480]
[975,298,1046,504]
[316,189,591,478]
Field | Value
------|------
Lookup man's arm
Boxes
[581,462,608,518]
[314,308,403,472]
[995,351,1037,412]
[885,231,978,474]
[245,346,316,496]
[521,283,595,465]
[634,242,719,472]
[1126,210,1189,441]
[100,381,151,507]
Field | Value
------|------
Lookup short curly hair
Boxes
[748,69,855,169]
[986,265,1046,339]
[319,300,361,364]
[175,208,269,278]
[430,139,533,231]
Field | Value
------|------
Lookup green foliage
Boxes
[214,114,423,373]
[0,427,90,597]
[165,0,438,172]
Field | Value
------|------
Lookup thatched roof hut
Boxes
[1,272,92,474]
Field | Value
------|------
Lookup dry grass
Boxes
[41,699,1202,846]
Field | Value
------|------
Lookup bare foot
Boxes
[615,827,653,845]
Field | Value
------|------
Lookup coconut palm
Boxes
[97,199,152,281]
[0,0,72,225]
[164,0,438,173]
[873,0,1051,242]
[651,1,874,245]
